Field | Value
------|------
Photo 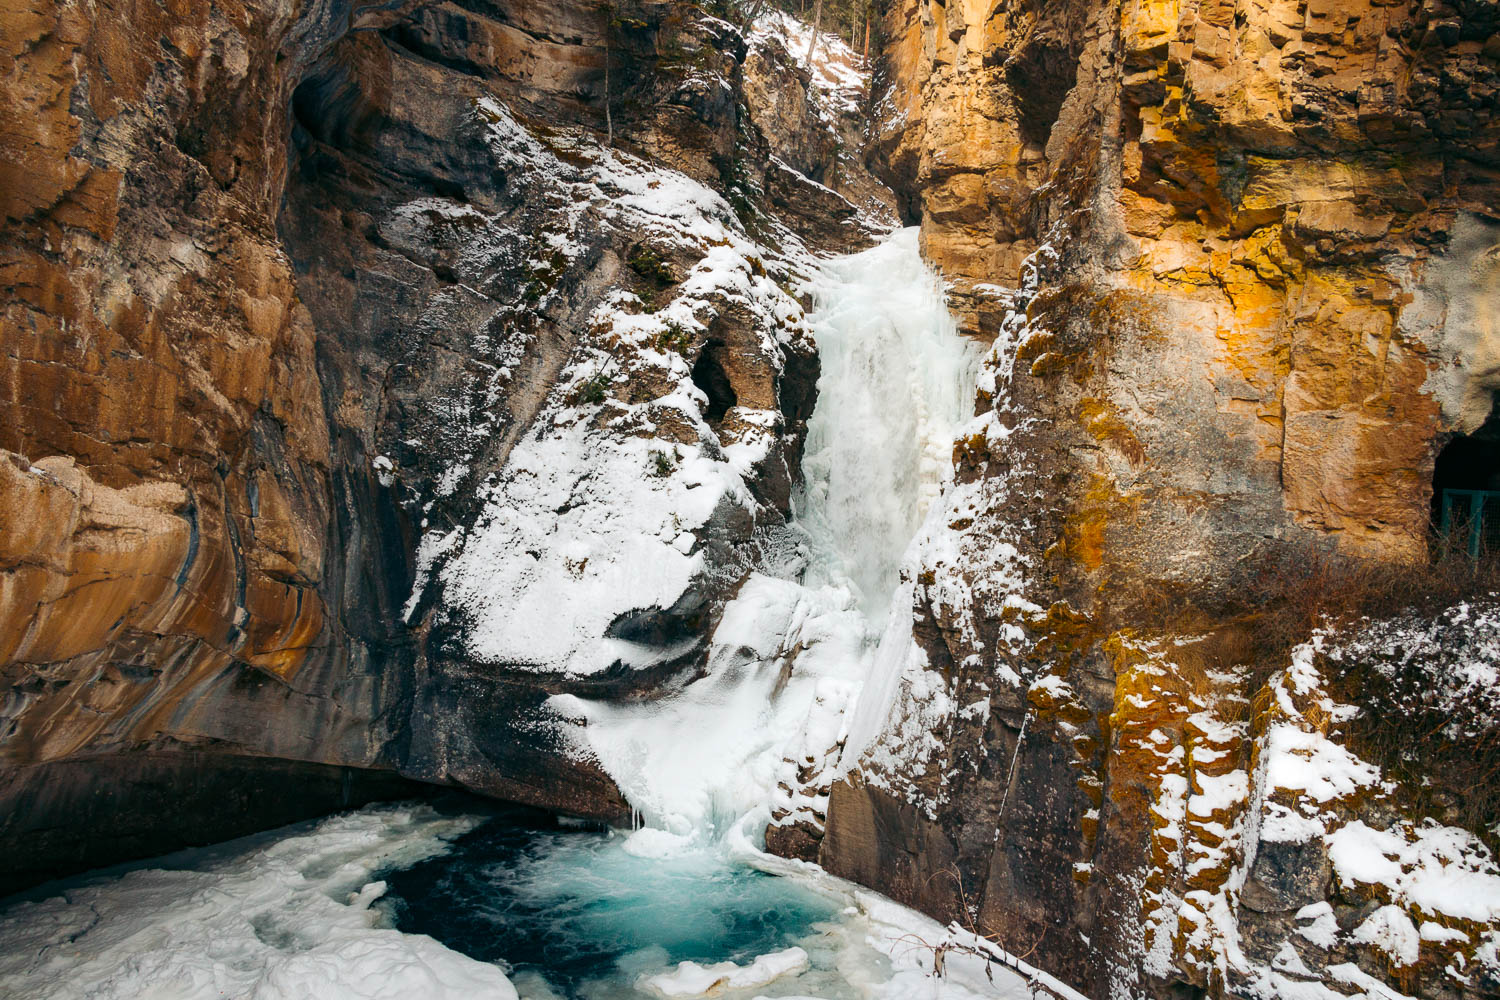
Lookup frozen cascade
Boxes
[549,228,979,843]
[797,228,979,622]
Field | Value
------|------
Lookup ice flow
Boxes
[550,227,979,841]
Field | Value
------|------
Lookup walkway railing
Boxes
[1439,488,1500,557]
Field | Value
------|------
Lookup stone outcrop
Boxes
[811,1,1500,998]
[874,0,1500,567]
[3,0,396,850]
[0,0,886,887]
[744,12,900,246]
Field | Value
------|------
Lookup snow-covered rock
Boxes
[0,807,514,1000]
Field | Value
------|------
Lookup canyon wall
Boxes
[5,0,1500,995]
[815,1,1500,998]
[0,0,882,887]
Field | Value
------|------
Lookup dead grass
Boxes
[1234,535,1500,664]
[1166,625,1259,720]
[1114,532,1500,682]
[1239,536,1500,835]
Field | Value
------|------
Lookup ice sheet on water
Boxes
[0,805,515,1000]
[637,946,809,997]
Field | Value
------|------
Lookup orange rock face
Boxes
[0,0,353,770]
[813,2,1500,998]
[873,0,1500,572]
[0,0,692,779]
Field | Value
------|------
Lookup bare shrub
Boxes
[1232,537,1500,836]
[1108,534,1500,836]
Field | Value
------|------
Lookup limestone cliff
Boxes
[813,1,1500,998]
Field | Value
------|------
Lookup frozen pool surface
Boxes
[381,812,832,985]
[380,809,887,999]
[0,803,1053,1000]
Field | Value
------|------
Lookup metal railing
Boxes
[1438,488,1500,557]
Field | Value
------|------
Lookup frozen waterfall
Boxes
[549,228,979,843]
[797,228,978,622]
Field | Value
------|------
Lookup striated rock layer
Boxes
[811,1,1500,998]
[0,0,887,886]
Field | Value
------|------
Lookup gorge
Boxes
[2,0,1500,998]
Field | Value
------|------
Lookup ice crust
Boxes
[638,946,809,997]
[0,806,516,1000]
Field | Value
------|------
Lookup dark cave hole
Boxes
[692,342,737,425]
[290,70,343,146]
[1432,396,1500,555]
[289,53,383,152]
[1002,38,1082,149]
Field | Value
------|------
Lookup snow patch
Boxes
[638,946,809,997]
[750,11,867,118]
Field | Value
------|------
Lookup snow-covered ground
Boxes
[637,945,809,997]
[0,806,514,1000]
[1230,634,1500,998]
[1325,600,1500,742]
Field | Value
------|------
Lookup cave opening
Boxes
[1001,36,1082,149]
[290,61,368,150]
[691,342,738,425]
[1432,397,1500,556]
